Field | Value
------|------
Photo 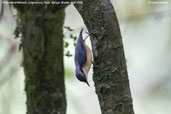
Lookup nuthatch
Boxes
[74,29,92,86]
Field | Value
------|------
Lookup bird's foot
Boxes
[84,30,98,41]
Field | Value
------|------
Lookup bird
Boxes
[74,28,92,86]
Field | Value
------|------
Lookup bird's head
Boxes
[75,67,90,86]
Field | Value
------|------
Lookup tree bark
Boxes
[74,0,135,114]
[13,4,66,114]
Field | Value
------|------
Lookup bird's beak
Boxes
[81,28,83,32]
[85,80,90,87]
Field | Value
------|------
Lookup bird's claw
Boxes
[84,30,98,41]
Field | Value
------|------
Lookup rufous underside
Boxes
[82,41,92,79]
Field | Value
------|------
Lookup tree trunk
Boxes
[74,0,135,114]
[13,5,66,114]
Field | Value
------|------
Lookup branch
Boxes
[74,0,135,114]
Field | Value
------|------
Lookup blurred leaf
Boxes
[64,26,74,31]
[14,26,20,38]
[70,34,73,38]
[64,42,69,48]
[65,51,72,57]
[73,36,77,41]
[73,42,76,46]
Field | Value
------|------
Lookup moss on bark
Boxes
[13,4,66,114]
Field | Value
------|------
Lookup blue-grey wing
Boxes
[74,36,87,68]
